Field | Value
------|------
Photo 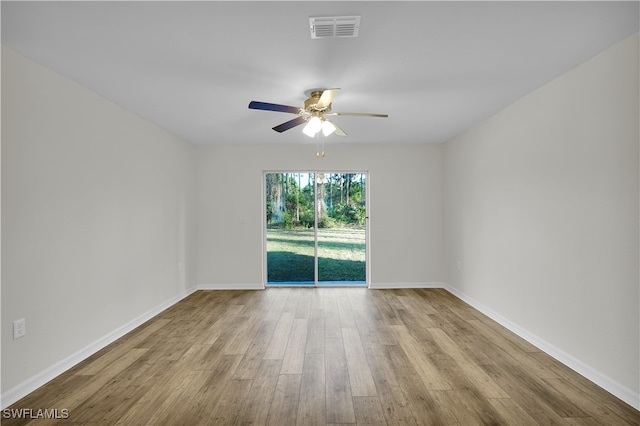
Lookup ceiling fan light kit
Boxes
[302,116,322,137]
[321,120,336,137]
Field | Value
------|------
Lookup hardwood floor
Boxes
[4,288,638,425]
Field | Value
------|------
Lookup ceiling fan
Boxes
[248,88,388,138]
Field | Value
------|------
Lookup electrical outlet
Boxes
[13,318,26,339]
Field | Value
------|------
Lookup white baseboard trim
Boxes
[0,286,198,410]
[369,282,446,289]
[197,283,265,290]
[442,283,640,411]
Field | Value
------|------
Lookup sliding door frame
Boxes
[262,170,370,287]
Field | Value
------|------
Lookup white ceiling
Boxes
[2,1,638,146]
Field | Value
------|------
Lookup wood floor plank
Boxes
[262,287,290,321]
[2,374,92,423]
[474,309,541,354]
[389,324,452,391]
[488,397,545,425]
[268,374,302,426]
[342,327,378,397]
[263,312,295,360]
[175,356,245,424]
[297,353,326,425]
[467,318,560,379]
[238,375,279,425]
[336,288,357,328]
[353,396,387,425]
[428,327,509,399]
[208,378,254,425]
[430,389,506,425]
[280,318,309,374]
[530,351,640,425]
[395,293,440,330]
[295,289,312,319]
[221,311,265,355]
[5,288,637,426]
[506,364,589,418]
[427,351,506,424]
[368,354,419,425]
[352,307,388,358]
[72,383,151,424]
[371,290,404,326]
[325,336,356,424]
[113,347,213,425]
[428,288,486,322]
[451,329,506,367]
[232,319,278,380]
[39,348,148,416]
[400,288,439,314]
[200,303,245,345]
[283,288,302,313]
[384,344,449,424]
[542,376,639,426]
[114,375,183,425]
[324,289,342,339]
[305,308,325,354]
[143,369,213,425]
[309,287,325,310]
[482,363,574,425]
[75,319,170,376]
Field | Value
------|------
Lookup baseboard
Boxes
[0,286,198,409]
[442,283,640,411]
[197,283,265,290]
[369,282,446,289]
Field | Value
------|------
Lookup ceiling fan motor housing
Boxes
[305,91,330,112]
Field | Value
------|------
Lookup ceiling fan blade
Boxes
[316,88,341,109]
[249,101,301,114]
[272,116,307,133]
[331,121,347,136]
[330,111,388,118]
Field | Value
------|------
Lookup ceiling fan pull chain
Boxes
[314,132,326,158]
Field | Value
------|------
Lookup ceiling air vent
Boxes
[309,16,360,39]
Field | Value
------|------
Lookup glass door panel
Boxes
[265,171,367,286]
[317,173,367,284]
[265,172,315,284]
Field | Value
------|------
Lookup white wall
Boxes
[444,34,639,406]
[196,142,443,288]
[1,47,197,397]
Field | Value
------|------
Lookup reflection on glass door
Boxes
[265,172,367,286]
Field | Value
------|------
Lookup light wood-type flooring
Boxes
[5,288,639,425]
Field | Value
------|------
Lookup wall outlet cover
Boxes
[13,318,26,339]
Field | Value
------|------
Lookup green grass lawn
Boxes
[266,227,366,283]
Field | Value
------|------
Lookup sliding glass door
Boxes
[265,172,367,286]
[316,173,367,284]
[265,173,316,284]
